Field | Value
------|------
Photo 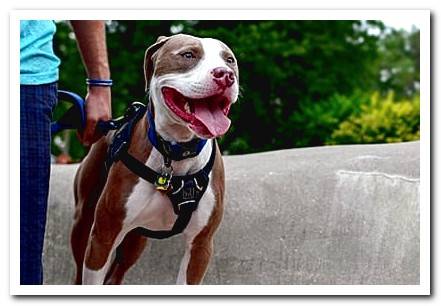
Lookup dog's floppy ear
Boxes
[144,36,169,92]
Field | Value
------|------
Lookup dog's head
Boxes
[144,34,239,141]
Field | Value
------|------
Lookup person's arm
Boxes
[71,20,111,146]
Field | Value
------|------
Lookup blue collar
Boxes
[146,105,207,161]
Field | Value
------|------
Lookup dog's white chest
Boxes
[124,180,176,230]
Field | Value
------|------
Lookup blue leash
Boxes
[52,90,114,135]
[51,90,86,135]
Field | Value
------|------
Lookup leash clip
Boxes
[155,164,173,192]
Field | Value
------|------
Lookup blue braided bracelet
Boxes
[86,78,113,87]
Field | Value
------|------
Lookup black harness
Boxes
[101,102,215,240]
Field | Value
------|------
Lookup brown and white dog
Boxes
[71,34,239,285]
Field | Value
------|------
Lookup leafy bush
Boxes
[286,92,370,147]
[327,92,420,144]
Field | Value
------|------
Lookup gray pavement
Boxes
[44,141,420,285]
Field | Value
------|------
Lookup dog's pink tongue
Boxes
[193,102,231,137]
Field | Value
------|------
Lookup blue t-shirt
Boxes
[20,20,60,85]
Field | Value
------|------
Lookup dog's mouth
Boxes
[162,87,232,138]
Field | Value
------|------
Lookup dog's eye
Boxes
[181,51,195,59]
[226,56,235,64]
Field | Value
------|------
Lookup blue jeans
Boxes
[20,82,57,285]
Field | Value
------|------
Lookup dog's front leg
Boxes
[177,183,224,285]
[82,216,127,285]
[176,242,193,285]
[82,252,112,285]
[177,235,214,285]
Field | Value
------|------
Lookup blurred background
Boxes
[51,20,420,163]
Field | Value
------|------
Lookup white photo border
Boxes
[9,9,430,296]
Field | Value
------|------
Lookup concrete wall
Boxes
[44,141,420,285]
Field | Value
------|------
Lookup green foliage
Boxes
[287,92,370,147]
[327,92,420,144]
[374,28,420,99]
[51,20,420,160]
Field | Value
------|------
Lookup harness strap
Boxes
[119,141,216,186]
[119,152,158,185]
[118,140,217,239]
[133,206,194,239]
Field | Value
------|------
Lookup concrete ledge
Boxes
[44,141,420,284]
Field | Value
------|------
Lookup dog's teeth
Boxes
[184,102,191,114]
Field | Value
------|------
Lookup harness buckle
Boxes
[155,164,173,192]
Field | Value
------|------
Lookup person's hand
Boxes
[78,86,111,146]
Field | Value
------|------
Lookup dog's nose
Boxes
[211,67,235,88]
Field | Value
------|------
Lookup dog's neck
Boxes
[146,95,208,164]
[144,108,213,177]
[146,137,213,177]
